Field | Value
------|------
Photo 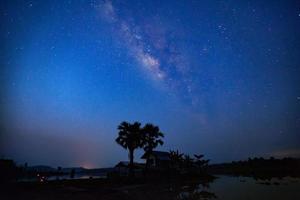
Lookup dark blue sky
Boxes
[1,0,300,168]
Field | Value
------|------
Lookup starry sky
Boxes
[1,0,300,168]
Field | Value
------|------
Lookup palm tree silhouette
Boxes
[115,121,143,177]
[194,154,210,172]
[142,123,164,172]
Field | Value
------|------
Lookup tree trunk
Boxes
[144,149,152,177]
[129,149,134,177]
[144,157,149,177]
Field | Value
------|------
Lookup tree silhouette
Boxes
[142,123,164,172]
[184,154,194,168]
[194,154,204,160]
[115,121,143,177]
[194,154,210,170]
[169,150,184,169]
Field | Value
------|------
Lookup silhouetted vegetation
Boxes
[116,121,144,177]
[168,150,211,178]
[2,121,299,200]
[115,121,214,181]
[142,123,164,174]
[1,154,299,200]
[115,121,164,177]
[0,159,18,182]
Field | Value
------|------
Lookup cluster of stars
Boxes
[97,0,196,99]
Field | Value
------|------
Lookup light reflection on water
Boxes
[18,175,300,199]
[47,174,107,181]
[177,176,300,200]
[18,174,107,182]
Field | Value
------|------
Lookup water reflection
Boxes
[177,189,217,200]
[168,176,300,200]
[16,174,300,199]
[167,177,217,200]
[209,176,300,200]
[18,174,106,182]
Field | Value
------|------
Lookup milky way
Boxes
[96,0,200,106]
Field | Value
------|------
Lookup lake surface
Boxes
[19,173,107,182]
[181,175,300,200]
[18,174,300,199]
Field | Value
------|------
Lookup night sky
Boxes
[1,0,300,168]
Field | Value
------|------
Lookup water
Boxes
[47,174,107,181]
[178,176,300,200]
[18,174,300,199]
[18,173,107,182]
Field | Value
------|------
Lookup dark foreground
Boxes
[1,176,213,200]
[2,175,300,200]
